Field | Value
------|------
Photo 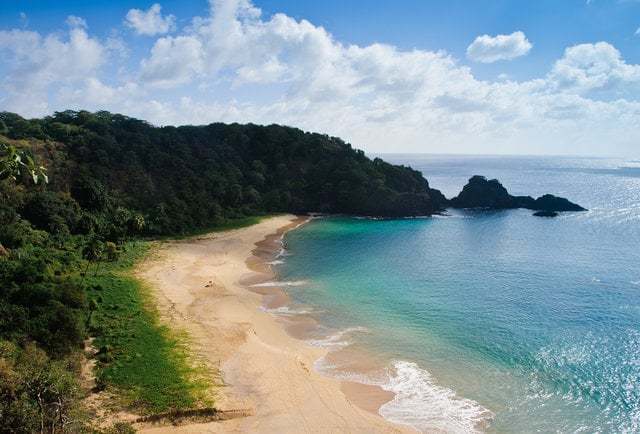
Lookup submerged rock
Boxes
[533,210,559,217]
[449,175,586,212]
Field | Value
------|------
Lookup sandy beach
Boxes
[134,214,415,433]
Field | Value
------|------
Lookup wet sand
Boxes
[134,214,415,433]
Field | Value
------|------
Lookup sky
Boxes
[1,0,640,156]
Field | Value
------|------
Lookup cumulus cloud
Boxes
[125,3,176,36]
[139,35,203,87]
[466,31,532,63]
[0,23,104,86]
[0,19,110,116]
[1,0,640,155]
[547,42,640,94]
[59,78,139,108]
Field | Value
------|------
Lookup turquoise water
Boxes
[272,155,640,433]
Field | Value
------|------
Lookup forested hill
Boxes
[1,110,446,238]
[0,110,447,431]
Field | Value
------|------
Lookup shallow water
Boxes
[273,155,640,433]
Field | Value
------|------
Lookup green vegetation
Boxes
[0,109,446,431]
[0,340,84,433]
[169,214,273,240]
[86,243,216,413]
[0,141,48,185]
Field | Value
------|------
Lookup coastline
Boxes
[134,214,415,433]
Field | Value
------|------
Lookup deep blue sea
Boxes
[271,155,640,433]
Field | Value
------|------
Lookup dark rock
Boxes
[532,194,587,212]
[533,210,559,217]
[449,175,586,213]
[449,175,518,209]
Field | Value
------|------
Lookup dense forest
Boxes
[0,110,448,431]
[1,110,446,236]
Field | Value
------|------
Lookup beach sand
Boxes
[134,215,415,433]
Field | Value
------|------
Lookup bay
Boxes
[273,155,640,433]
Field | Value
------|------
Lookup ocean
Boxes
[270,155,640,433]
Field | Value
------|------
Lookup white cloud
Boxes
[547,42,640,95]
[0,21,109,116]
[0,26,104,83]
[58,78,140,109]
[66,15,87,29]
[1,0,640,156]
[125,3,176,36]
[139,35,203,87]
[466,31,532,63]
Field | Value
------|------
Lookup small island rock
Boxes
[449,175,586,213]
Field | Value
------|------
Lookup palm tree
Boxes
[80,239,104,287]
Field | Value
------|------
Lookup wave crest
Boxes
[380,361,493,433]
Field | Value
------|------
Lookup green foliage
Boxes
[0,341,83,433]
[169,215,274,240]
[71,177,110,211]
[0,141,48,185]
[21,190,79,234]
[86,243,216,413]
[0,243,86,357]
[4,110,445,240]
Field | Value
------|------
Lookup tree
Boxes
[0,341,82,433]
[0,142,48,185]
[0,142,50,272]
[80,238,104,286]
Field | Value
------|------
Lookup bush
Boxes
[0,341,83,433]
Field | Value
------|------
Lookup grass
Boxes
[85,243,216,414]
[83,215,277,414]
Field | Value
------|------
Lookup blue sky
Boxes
[1,0,640,156]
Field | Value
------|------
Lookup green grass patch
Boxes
[85,242,217,414]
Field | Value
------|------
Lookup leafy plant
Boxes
[0,142,48,185]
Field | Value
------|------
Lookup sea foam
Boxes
[379,361,493,433]
[259,305,316,315]
[307,325,493,433]
[307,326,368,351]
[250,280,308,287]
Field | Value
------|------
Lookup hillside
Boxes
[2,110,446,238]
[0,110,448,431]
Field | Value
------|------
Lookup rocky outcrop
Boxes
[531,194,586,212]
[532,210,559,217]
[449,175,517,209]
[449,175,586,212]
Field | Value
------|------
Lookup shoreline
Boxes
[239,216,401,422]
[134,214,415,433]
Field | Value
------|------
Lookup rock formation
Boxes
[449,175,586,212]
